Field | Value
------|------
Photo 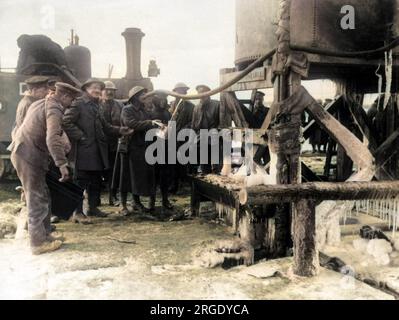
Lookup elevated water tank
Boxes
[290,0,398,53]
[235,0,399,69]
[64,33,92,83]
[235,0,279,70]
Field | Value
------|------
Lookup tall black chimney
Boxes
[122,28,144,80]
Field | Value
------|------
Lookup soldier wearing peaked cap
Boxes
[10,82,81,255]
[100,80,124,206]
[252,91,271,166]
[55,82,82,95]
[25,75,51,85]
[191,84,221,174]
[47,79,58,93]
[12,76,51,140]
[252,91,269,129]
[169,82,195,194]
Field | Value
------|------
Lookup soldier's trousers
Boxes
[11,153,51,247]
[75,170,102,212]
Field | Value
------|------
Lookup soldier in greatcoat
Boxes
[150,93,174,215]
[121,86,160,213]
[63,79,132,223]
[100,81,124,205]
[168,83,195,194]
[191,85,221,174]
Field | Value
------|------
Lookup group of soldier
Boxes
[10,76,272,255]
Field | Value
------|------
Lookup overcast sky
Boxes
[0,0,336,101]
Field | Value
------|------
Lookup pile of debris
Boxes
[0,201,22,239]
[192,239,254,269]
[352,226,399,266]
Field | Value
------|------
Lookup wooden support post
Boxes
[272,72,294,257]
[288,72,302,185]
[288,72,305,275]
[293,199,319,277]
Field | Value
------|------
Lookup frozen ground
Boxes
[0,179,395,300]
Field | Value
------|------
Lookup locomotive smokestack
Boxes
[122,28,144,80]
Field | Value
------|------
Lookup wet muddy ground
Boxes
[0,177,395,300]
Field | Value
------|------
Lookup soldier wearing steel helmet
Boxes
[121,86,161,214]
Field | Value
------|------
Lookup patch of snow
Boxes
[353,239,369,253]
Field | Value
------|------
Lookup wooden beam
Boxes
[374,129,399,159]
[242,181,399,205]
[303,96,343,140]
[347,102,379,151]
[301,162,323,182]
[306,100,374,173]
[192,175,399,208]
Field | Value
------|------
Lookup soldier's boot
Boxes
[31,240,63,255]
[147,195,156,214]
[109,189,119,206]
[162,196,174,211]
[47,231,65,242]
[119,206,131,217]
[87,207,108,218]
[108,192,114,206]
[70,210,92,225]
[132,195,146,212]
[50,216,60,224]
[159,194,172,219]
[87,187,107,217]
[169,183,179,195]
[118,192,130,216]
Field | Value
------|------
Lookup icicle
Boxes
[383,200,387,222]
[382,199,386,220]
[393,199,396,232]
[375,200,379,218]
[394,200,396,232]
[342,203,347,226]
[386,200,389,223]
[393,198,399,238]
[375,64,383,108]
[396,198,399,234]
[349,202,353,219]
[383,50,393,110]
